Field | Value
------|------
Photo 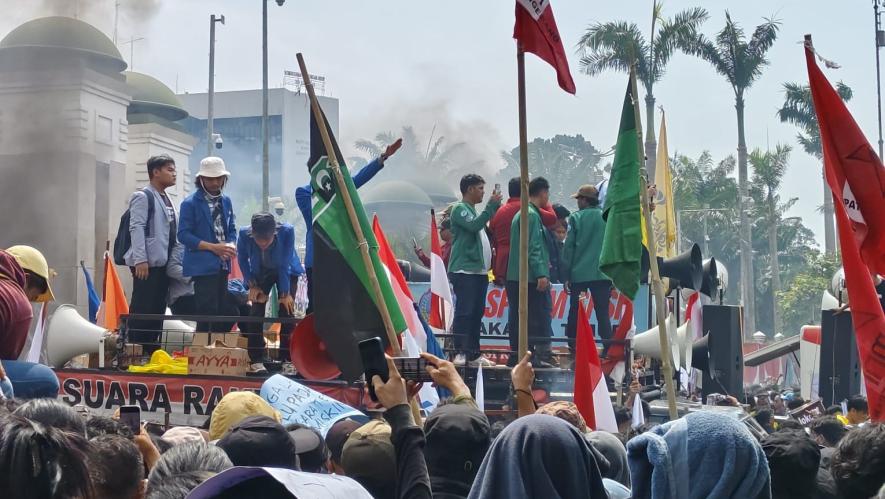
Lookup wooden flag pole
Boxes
[297,53,401,356]
[516,43,530,360]
[297,54,422,423]
[631,66,678,420]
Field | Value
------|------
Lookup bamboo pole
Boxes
[516,43,530,359]
[297,54,421,422]
[631,67,678,420]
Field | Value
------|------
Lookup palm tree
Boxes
[777,81,853,255]
[749,144,791,336]
[681,11,781,338]
[577,3,708,178]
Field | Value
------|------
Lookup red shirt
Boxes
[489,198,557,283]
[0,250,33,360]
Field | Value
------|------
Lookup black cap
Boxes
[251,212,277,238]
[287,425,329,473]
[326,418,362,464]
[216,415,299,470]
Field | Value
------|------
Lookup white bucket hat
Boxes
[196,156,231,178]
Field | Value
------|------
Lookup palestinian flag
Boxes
[307,107,406,381]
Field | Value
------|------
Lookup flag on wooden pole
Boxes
[806,38,885,420]
[599,82,643,300]
[573,296,618,431]
[513,0,576,94]
[653,112,677,258]
[98,251,128,332]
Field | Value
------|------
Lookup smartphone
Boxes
[493,183,501,195]
[393,357,433,383]
[358,337,389,402]
[119,405,141,434]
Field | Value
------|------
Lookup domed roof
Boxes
[362,180,433,207]
[124,71,188,122]
[407,174,458,205]
[0,17,126,73]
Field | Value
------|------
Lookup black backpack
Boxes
[113,188,155,265]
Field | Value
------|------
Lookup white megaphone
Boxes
[821,289,841,311]
[162,309,195,349]
[44,304,109,367]
[633,313,691,368]
[831,268,849,305]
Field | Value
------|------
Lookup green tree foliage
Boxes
[498,135,604,203]
[778,252,841,336]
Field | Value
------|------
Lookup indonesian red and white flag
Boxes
[428,210,453,333]
[372,215,427,349]
[373,216,439,412]
[513,0,576,94]
[807,42,885,420]
[574,296,618,431]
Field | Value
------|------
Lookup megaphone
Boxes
[162,314,195,350]
[397,259,430,282]
[821,290,841,311]
[691,335,709,372]
[45,304,109,367]
[633,313,688,368]
[831,267,849,305]
[290,314,342,380]
[658,244,704,290]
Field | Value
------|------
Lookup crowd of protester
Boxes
[1,349,883,499]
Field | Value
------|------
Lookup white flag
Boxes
[632,391,646,429]
[476,363,485,412]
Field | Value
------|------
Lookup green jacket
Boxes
[506,204,549,282]
[448,199,500,273]
[562,205,608,283]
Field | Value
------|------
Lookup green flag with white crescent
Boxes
[599,82,643,300]
[307,107,406,381]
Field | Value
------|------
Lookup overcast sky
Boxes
[3,1,880,249]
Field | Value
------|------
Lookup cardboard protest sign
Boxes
[261,374,367,436]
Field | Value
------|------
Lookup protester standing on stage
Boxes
[124,154,178,352]
[489,177,558,286]
[544,204,569,284]
[563,184,613,356]
[296,138,402,312]
[178,157,237,333]
[236,212,304,373]
[0,246,59,398]
[448,174,501,367]
[506,177,555,368]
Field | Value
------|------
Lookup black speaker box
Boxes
[701,304,744,401]
[818,310,861,407]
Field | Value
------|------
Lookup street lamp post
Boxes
[262,0,286,212]
[208,14,225,157]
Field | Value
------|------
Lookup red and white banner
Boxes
[429,210,453,333]
[514,0,576,94]
[574,298,618,432]
[55,369,362,427]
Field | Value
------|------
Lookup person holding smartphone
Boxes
[448,174,502,367]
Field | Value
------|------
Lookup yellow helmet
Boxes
[6,245,55,302]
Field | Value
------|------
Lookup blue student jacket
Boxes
[236,224,304,295]
[177,189,237,277]
[295,157,384,269]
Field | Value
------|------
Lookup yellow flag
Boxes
[652,113,677,257]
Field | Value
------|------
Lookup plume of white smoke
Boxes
[0,0,162,43]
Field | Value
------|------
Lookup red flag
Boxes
[807,42,885,421]
[574,296,618,431]
[428,210,453,331]
[513,0,576,94]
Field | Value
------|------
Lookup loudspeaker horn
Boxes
[632,313,690,369]
[699,257,719,298]
[691,335,709,372]
[657,244,704,290]
[45,304,109,367]
[290,313,342,380]
[162,311,195,350]
[821,290,841,311]
[831,268,849,305]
